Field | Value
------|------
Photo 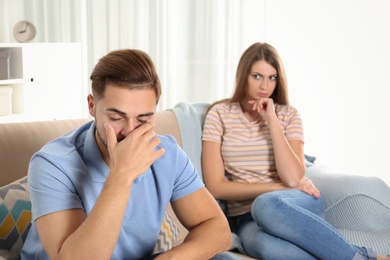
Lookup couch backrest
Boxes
[0,119,90,187]
[0,110,181,187]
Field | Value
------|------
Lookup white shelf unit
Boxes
[0,43,87,123]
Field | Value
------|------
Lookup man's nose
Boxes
[121,121,137,136]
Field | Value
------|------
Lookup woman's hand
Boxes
[248,98,276,122]
[295,177,321,198]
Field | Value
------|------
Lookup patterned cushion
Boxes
[153,210,180,253]
[0,176,31,260]
[0,176,180,259]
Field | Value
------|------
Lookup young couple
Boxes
[21,43,389,260]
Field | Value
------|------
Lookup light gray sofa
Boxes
[1,102,389,260]
[305,164,390,254]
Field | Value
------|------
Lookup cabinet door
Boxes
[22,43,85,120]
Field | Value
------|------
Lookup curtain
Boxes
[85,0,266,110]
[0,0,265,110]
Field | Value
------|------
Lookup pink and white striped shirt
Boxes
[202,102,304,216]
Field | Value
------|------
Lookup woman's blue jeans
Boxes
[235,190,376,260]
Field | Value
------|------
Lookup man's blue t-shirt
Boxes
[21,121,204,259]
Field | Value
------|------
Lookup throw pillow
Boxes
[0,176,31,260]
[153,210,180,253]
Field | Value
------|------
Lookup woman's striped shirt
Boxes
[202,102,304,216]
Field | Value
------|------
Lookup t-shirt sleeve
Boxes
[28,153,84,220]
[168,140,205,202]
[282,106,304,142]
[202,105,223,143]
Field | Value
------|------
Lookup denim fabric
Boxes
[210,252,242,260]
[145,251,241,259]
[236,190,376,260]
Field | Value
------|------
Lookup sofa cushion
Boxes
[0,176,31,260]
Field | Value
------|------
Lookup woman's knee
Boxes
[251,190,325,226]
[239,223,306,260]
[238,221,271,259]
[251,190,291,223]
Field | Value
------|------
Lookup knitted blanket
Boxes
[171,102,209,180]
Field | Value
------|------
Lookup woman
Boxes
[202,42,389,260]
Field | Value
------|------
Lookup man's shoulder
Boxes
[154,134,183,161]
[36,121,93,160]
[156,134,178,146]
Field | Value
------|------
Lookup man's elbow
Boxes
[214,213,232,251]
[220,228,232,251]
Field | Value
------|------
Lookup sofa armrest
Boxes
[306,165,390,255]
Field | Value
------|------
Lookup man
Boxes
[21,49,232,259]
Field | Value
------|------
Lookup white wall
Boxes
[265,0,390,185]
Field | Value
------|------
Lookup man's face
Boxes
[88,84,157,151]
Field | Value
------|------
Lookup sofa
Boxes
[1,102,390,259]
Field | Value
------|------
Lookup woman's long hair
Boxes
[209,42,289,110]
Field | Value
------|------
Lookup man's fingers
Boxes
[152,147,165,161]
[104,122,117,149]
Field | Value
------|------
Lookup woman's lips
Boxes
[258,93,268,97]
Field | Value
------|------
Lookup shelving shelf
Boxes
[0,79,23,85]
[0,43,86,123]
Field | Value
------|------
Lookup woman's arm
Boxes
[202,140,288,201]
[268,117,306,187]
[261,103,320,197]
[250,99,305,187]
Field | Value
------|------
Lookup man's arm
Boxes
[157,187,231,260]
[35,171,135,260]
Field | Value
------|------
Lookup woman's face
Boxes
[245,60,277,100]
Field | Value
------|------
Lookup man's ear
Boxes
[87,94,95,117]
